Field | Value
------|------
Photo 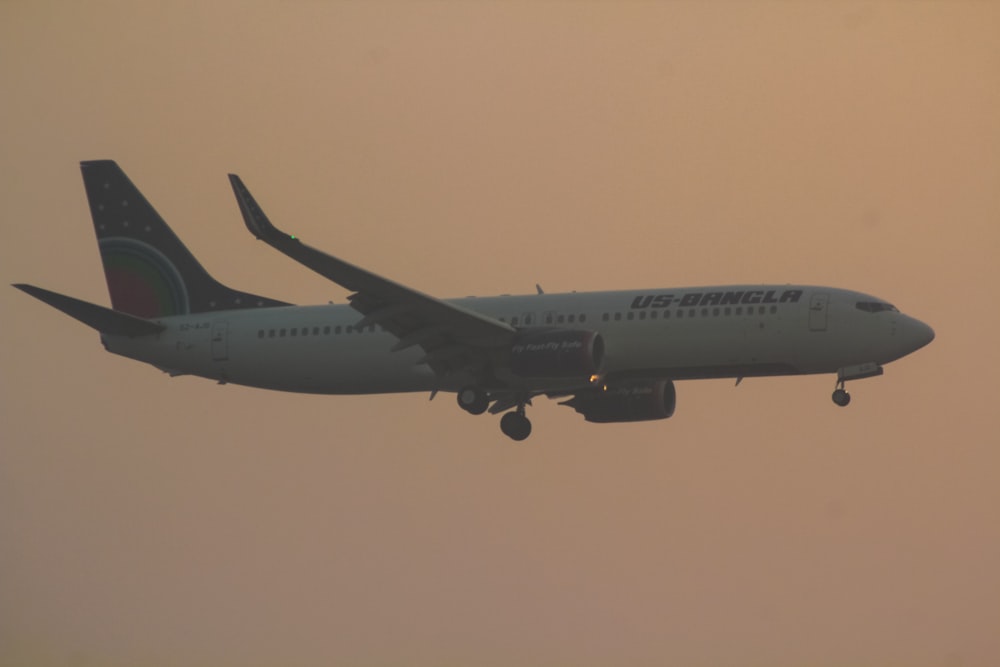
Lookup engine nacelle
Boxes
[564,379,676,423]
[509,329,605,378]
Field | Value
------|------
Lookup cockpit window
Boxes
[856,301,899,313]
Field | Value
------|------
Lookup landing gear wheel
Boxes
[500,411,532,441]
[832,388,851,407]
[457,386,489,415]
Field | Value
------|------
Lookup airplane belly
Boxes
[221,332,436,394]
[602,319,749,376]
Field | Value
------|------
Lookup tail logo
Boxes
[99,237,190,318]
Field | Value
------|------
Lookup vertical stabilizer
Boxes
[81,160,288,317]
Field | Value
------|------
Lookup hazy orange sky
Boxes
[2,2,998,666]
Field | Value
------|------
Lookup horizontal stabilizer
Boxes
[13,284,166,337]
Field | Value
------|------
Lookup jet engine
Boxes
[562,379,676,423]
[509,329,604,378]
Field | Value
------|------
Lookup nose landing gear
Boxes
[831,362,884,407]
[832,382,851,407]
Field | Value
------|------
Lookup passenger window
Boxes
[735,307,742,316]
[638,312,646,320]
[580,314,586,323]
[269,329,275,338]
[335,326,341,334]
[346,325,353,333]
[258,330,264,338]
[701,308,708,317]
[568,314,576,323]
[602,313,610,322]
[324,326,331,335]
[313,327,320,335]
[614,313,621,321]
[770,305,777,314]
[650,311,657,319]
[724,307,731,316]
[546,314,553,324]
[557,315,565,324]
[758,306,765,315]
[627,312,634,321]
[664,310,671,319]
[511,317,519,326]
[280,329,286,337]
[712,308,720,316]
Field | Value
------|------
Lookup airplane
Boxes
[14,160,935,441]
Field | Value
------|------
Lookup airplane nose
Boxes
[905,317,935,352]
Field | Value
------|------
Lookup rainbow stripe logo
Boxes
[99,237,189,318]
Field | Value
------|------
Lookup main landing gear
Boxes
[458,385,533,441]
[500,408,532,441]
[457,386,489,415]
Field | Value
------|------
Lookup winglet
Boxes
[13,284,166,337]
[228,174,296,244]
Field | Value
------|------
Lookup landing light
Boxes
[589,374,600,384]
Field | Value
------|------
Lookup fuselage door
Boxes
[809,293,829,331]
[211,320,229,361]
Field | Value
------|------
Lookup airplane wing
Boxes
[228,175,516,377]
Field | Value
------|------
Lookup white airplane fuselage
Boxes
[17,161,934,440]
[105,284,932,395]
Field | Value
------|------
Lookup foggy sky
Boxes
[2,2,998,666]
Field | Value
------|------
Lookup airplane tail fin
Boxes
[81,160,289,318]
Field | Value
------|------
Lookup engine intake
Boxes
[509,329,604,378]
[563,379,676,423]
